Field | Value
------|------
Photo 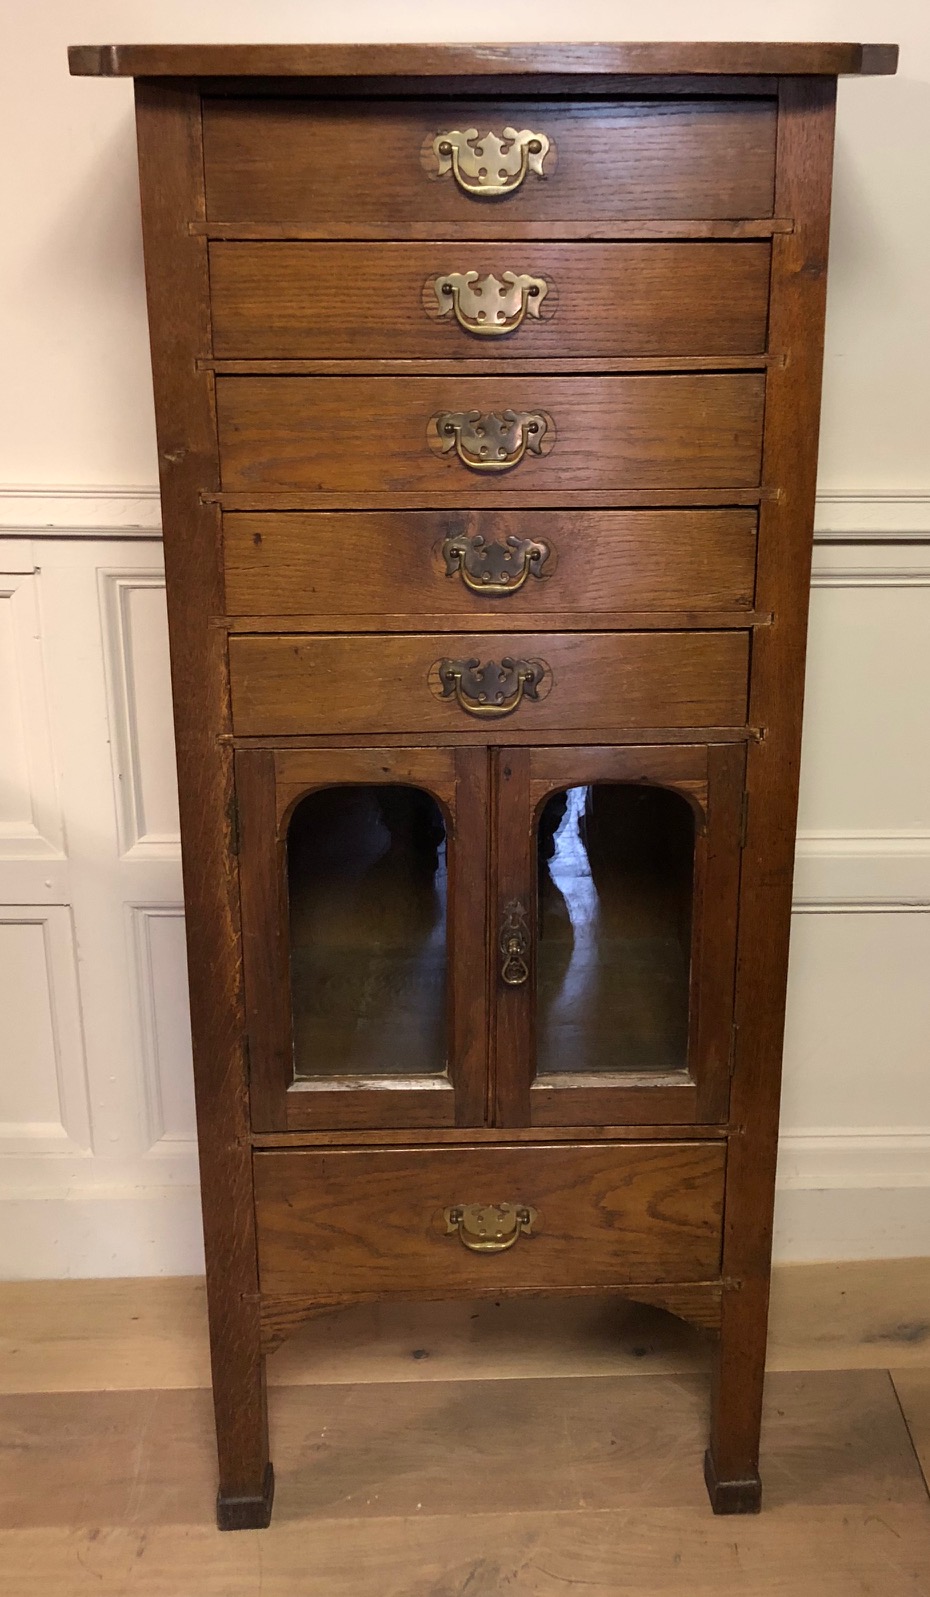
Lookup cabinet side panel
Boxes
[133,82,268,1505]
[712,76,838,1483]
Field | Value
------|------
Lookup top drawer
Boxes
[202,97,777,231]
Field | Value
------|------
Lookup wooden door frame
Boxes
[492,742,745,1128]
[236,744,488,1132]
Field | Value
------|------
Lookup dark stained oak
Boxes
[69,41,899,78]
[202,97,777,227]
[237,745,489,1135]
[227,631,750,738]
[76,40,895,1531]
[209,355,776,375]
[215,374,766,496]
[492,743,745,1130]
[706,74,841,1516]
[199,218,792,243]
[209,241,771,359]
[223,509,758,621]
[253,1141,726,1295]
[213,486,774,513]
[132,81,272,1531]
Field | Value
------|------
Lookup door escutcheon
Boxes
[499,898,531,986]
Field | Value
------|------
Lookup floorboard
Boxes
[1,1370,929,1595]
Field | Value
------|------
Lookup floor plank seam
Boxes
[889,1368,930,1505]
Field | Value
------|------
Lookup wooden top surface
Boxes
[68,41,898,80]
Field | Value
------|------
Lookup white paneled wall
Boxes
[2,0,929,1273]
[0,536,200,1275]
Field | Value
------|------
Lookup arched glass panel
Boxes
[536,784,694,1075]
[287,785,447,1079]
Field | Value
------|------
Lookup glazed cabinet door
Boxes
[237,746,488,1132]
[492,744,745,1128]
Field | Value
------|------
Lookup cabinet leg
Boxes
[704,1281,766,1515]
[217,1461,275,1532]
[211,1298,275,1531]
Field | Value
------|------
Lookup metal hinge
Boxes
[739,791,750,849]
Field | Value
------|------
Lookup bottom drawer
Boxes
[253,1142,725,1295]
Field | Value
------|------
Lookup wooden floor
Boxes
[1,1260,929,1594]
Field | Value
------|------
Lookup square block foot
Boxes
[704,1450,762,1514]
[217,1462,275,1530]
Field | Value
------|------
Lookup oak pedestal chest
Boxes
[70,40,897,1529]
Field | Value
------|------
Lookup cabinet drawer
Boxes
[215,374,765,497]
[254,1142,726,1295]
[228,630,749,736]
[210,241,771,359]
[203,98,776,229]
[223,510,758,620]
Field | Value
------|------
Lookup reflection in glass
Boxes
[287,785,447,1078]
[536,784,694,1075]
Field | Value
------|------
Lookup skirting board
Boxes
[0,1191,206,1280]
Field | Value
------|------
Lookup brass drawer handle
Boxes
[437,656,545,719]
[499,899,531,986]
[442,531,551,596]
[433,127,551,198]
[433,409,550,473]
[433,271,549,336]
[444,1202,537,1252]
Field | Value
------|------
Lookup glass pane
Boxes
[287,785,447,1078]
[536,784,694,1075]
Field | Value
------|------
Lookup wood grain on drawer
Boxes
[215,374,766,496]
[203,98,776,227]
[223,509,758,619]
[228,631,749,736]
[209,241,771,359]
[254,1142,726,1294]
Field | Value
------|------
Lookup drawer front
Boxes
[215,374,765,496]
[228,631,749,736]
[224,510,758,619]
[203,98,776,227]
[210,241,771,359]
[254,1142,726,1294]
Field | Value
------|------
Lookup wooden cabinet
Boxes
[70,39,896,1532]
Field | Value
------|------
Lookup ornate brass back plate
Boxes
[436,657,546,719]
[432,271,550,336]
[444,1202,538,1252]
[432,409,551,472]
[431,127,551,197]
[442,531,551,595]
